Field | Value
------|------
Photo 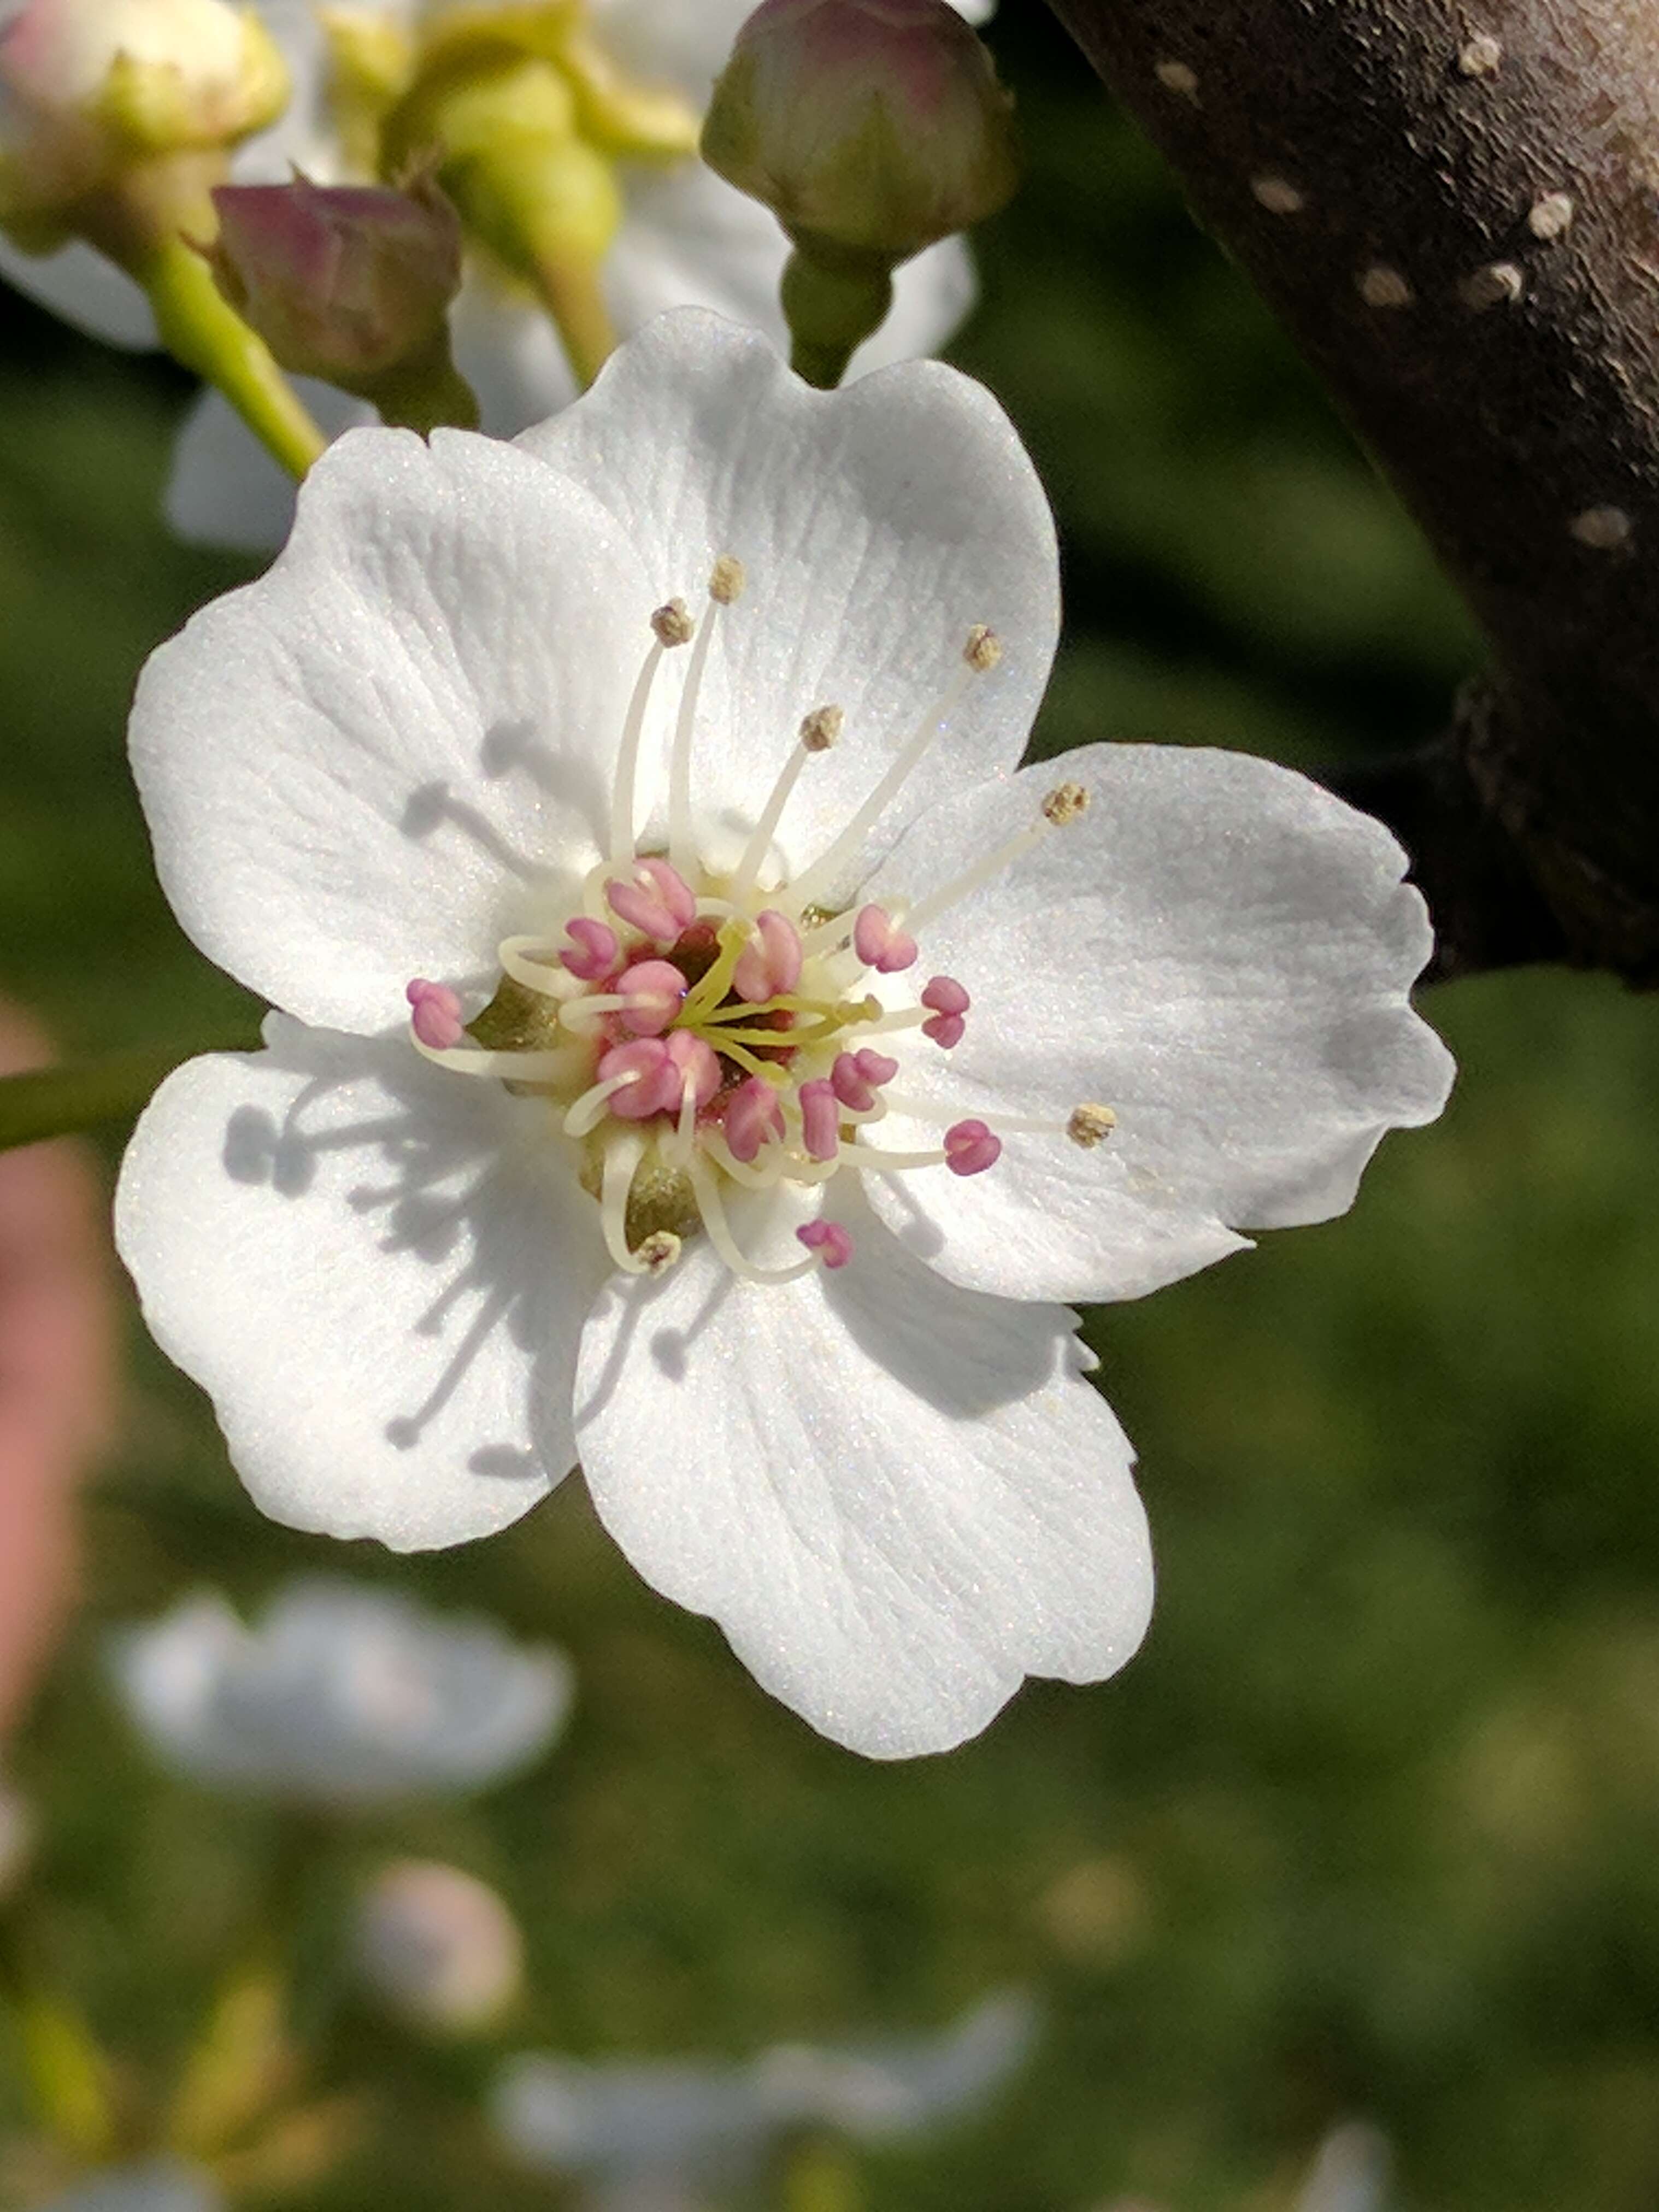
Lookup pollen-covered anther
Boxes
[1067,1103,1118,1148]
[614,959,686,1036]
[651,598,695,648]
[1043,781,1090,825]
[732,909,804,1002]
[724,1075,786,1164]
[405,979,464,1050]
[796,1219,854,1270]
[634,1230,683,1275]
[709,554,746,605]
[607,857,698,943]
[799,704,844,753]
[964,625,1003,673]
[920,974,970,1049]
[852,903,919,973]
[561,916,620,981]
[943,1120,1001,1176]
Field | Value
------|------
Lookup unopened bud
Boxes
[702,0,1018,266]
[355,1859,524,2033]
[209,173,464,391]
[0,0,286,241]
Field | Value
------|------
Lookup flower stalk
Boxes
[0,1025,262,1154]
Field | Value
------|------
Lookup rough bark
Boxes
[1045,0,1659,983]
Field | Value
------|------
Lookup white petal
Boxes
[517,310,1058,887]
[163,378,370,552]
[39,2162,223,2212]
[574,1192,1150,1759]
[132,425,651,1031]
[589,0,992,91]
[0,236,156,346]
[115,1016,612,1550]
[860,744,1456,1303]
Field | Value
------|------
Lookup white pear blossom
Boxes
[0,0,992,550]
[109,1579,572,1802]
[494,1991,1036,2208]
[355,1856,525,2030]
[115,309,1452,1759]
[37,2165,222,2212]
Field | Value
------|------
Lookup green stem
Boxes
[527,244,619,389]
[781,247,893,392]
[0,1027,263,1154]
[140,233,327,480]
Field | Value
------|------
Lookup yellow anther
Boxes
[633,1229,683,1275]
[709,554,746,605]
[651,598,695,648]
[964,625,1002,673]
[799,704,844,753]
[1067,1103,1117,1149]
[1042,782,1089,826]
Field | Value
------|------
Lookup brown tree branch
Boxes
[1044,0,1659,983]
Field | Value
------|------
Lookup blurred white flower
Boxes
[109,1578,571,1803]
[495,1991,1036,2204]
[117,310,1452,1758]
[1295,2123,1392,2212]
[355,1856,524,2031]
[0,0,993,550]
[37,2163,222,2212]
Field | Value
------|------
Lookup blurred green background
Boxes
[3,9,1658,2210]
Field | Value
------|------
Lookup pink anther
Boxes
[607,857,698,944]
[852,903,919,973]
[943,1119,1002,1176]
[798,1078,840,1161]
[664,1029,721,1111]
[723,1075,786,1162]
[797,1219,854,1270]
[732,909,804,1003]
[830,1046,899,1112]
[616,959,686,1037]
[921,974,970,1048]
[597,1038,679,1120]
[561,916,619,981]
[405,978,464,1050]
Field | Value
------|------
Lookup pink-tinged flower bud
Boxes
[208,173,466,395]
[702,0,1018,267]
[355,1859,523,2033]
[0,0,286,238]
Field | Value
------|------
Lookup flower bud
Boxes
[702,0,1018,267]
[208,173,464,389]
[355,1859,523,2034]
[0,0,287,240]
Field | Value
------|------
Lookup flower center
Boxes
[405,561,1111,1284]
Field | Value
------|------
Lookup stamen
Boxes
[944,1120,1002,1175]
[900,787,1090,938]
[636,1231,683,1275]
[405,979,464,1050]
[669,558,745,880]
[796,1220,854,1270]
[614,958,687,1036]
[732,910,804,1003]
[728,705,842,901]
[830,1048,898,1111]
[609,603,692,867]
[607,857,697,944]
[920,974,970,1049]
[593,1040,679,1122]
[664,1031,721,1112]
[851,904,919,973]
[685,1152,819,1284]
[787,628,1000,909]
[499,936,580,995]
[1068,1102,1117,1148]
[413,1037,572,1083]
[563,1067,650,1136]
[723,1075,786,1163]
[797,1078,840,1161]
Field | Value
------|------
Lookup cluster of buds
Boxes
[703,0,1018,385]
[0,0,286,250]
